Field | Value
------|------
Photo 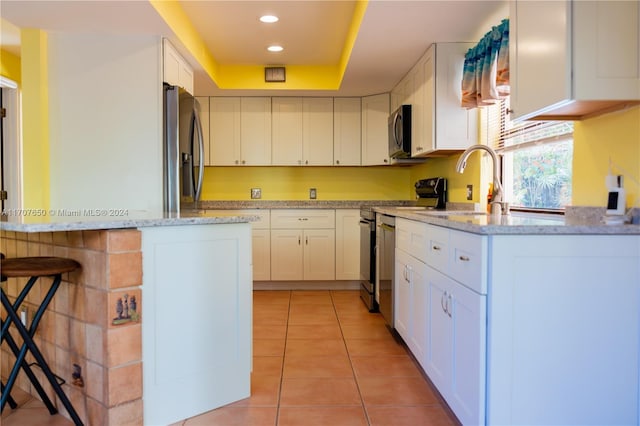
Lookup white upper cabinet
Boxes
[509,0,640,120]
[303,98,334,165]
[333,97,362,166]
[361,93,390,166]
[271,97,333,166]
[240,97,272,165]
[162,39,194,94]
[210,97,241,166]
[210,97,272,165]
[414,43,478,156]
[272,97,303,165]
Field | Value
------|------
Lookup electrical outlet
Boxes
[309,188,317,199]
[251,188,261,199]
[466,185,473,201]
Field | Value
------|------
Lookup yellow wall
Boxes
[20,29,50,210]
[201,166,413,200]
[0,49,21,84]
[572,106,640,208]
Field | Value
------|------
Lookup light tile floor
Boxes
[2,290,458,426]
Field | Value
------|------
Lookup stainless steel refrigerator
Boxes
[163,83,204,212]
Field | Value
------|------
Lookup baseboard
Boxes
[253,280,360,290]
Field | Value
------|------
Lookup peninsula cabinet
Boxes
[361,93,390,166]
[333,97,362,166]
[393,217,640,425]
[270,209,336,281]
[509,0,640,120]
[210,97,271,165]
[271,97,333,166]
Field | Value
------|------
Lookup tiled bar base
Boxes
[0,229,143,425]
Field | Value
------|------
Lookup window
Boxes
[485,99,574,212]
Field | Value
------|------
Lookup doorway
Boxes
[0,77,22,213]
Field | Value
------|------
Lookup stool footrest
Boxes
[28,362,67,386]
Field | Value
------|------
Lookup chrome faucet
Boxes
[455,144,508,215]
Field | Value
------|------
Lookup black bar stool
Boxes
[1,256,84,425]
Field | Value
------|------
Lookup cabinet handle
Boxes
[305,236,308,245]
[441,291,447,313]
[459,255,470,262]
[336,160,340,165]
[383,159,388,163]
[235,160,239,165]
[432,245,441,251]
[298,236,301,245]
[416,146,423,152]
[305,160,308,165]
[241,160,246,165]
[447,293,452,318]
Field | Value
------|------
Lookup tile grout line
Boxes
[329,290,373,426]
[273,289,291,426]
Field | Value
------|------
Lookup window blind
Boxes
[485,99,574,152]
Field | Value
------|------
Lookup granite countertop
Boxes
[375,206,640,235]
[0,209,258,233]
[190,200,415,210]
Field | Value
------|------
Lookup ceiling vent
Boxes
[265,67,286,82]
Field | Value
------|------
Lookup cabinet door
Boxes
[335,209,360,280]
[573,1,640,100]
[240,97,272,165]
[333,97,361,166]
[210,97,241,166]
[361,94,390,166]
[272,97,303,165]
[163,39,181,87]
[270,229,303,280]
[303,98,334,165]
[448,277,486,426]
[412,50,431,156]
[433,43,477,151]
[196,97,211,166]
[303,229,336,281]
[509,0,572,120]
[425,266,452,394]
[408,254,428,366]
[252,229,271,281]
[394,249,412,342]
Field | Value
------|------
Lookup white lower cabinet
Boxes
[394,248,428,365]
[425,265,486,426]
[396,219,486,425]
[335,209,360,280]
[270,209,336,281]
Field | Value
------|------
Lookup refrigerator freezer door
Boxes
[163,84,180,213]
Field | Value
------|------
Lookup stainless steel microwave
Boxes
[388,104,412,159]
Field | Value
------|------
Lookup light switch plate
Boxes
[466,185,473,200]
[309,188,317,199]
[251,188,261,199]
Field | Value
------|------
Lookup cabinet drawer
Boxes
[206,209,270,229]
[396,218,429,263]
[449,230,487,294]
[425,224,449,272]
[271,209,335,229]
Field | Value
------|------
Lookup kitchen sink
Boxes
[415,210,485,216]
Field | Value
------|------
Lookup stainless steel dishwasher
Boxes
[376,214,395,328]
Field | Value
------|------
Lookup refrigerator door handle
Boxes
[192,108,205,203]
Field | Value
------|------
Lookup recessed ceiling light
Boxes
[260,15,279,23]
[267,45,284,52]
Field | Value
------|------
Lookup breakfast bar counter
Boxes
[1,211,255,425]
